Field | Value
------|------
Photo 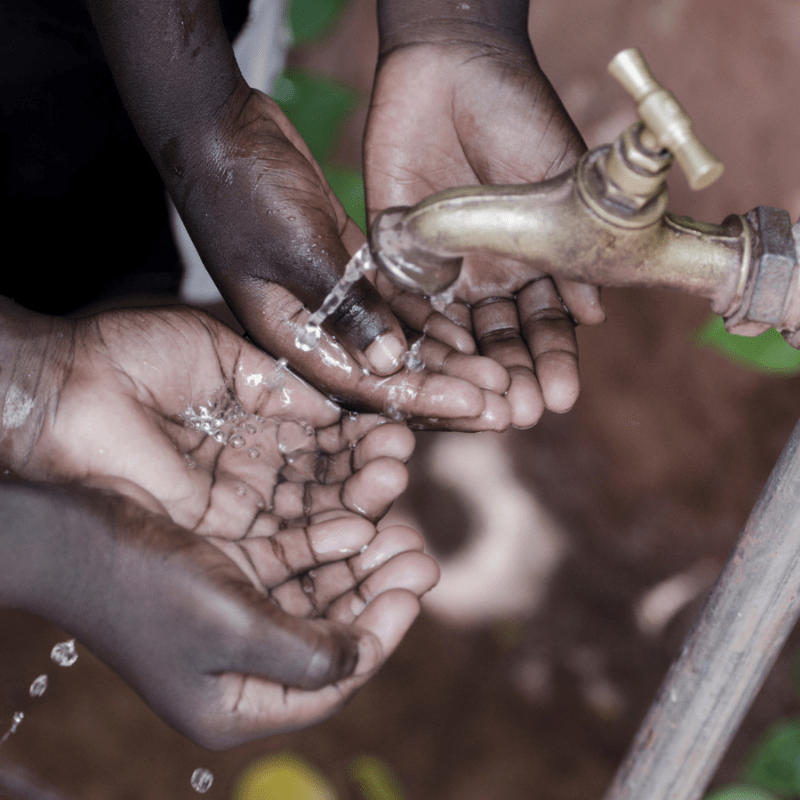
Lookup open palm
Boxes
[366,42,606,426]
[9,306,437,747]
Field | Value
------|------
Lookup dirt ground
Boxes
[5,0,800,798]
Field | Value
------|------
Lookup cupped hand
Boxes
[365,40,606,427]
[5,305,439,746]
[178,85,509,429]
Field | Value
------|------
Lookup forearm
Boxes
[0,298,72,472]
[0,480,76,611]
[84,0,245,203]
[376,0,531,52]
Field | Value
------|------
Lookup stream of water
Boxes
[295,244,375,352]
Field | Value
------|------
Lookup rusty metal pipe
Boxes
[603,415,800,800]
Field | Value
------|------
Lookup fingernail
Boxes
[365,334,405,375]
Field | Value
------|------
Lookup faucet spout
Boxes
[369,149,750,317]
[369,48,800,345]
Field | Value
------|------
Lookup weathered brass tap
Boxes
[369,48,800,345]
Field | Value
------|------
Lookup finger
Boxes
[235,515,376,588]
[239,287,488,422]
[268,524,427,618]
[352,423,415,470]
[230,342,341,426]
[308,548,438,619]
[361,368,487,422]
[375,272,476,354]
[236,260,409,378]
[470,297,545,428]
[352,524,426,576]
[315,413,391,456]
[271,456,408,524]
[199,573,361,691]
[342,456,409,522]
[408,388,511,432]
[553,278,606,326]
[517,279,581,413]
[193,472,267,539]
[416,336,510,394]
[210,589,421,744]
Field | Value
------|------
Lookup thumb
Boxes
[287,222,408,378]
[219,594,361,691]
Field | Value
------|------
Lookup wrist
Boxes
[377,0,532,55]
[0,298,74,472]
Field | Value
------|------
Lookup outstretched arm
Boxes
[365,0,606,427]
[83,0,508,429]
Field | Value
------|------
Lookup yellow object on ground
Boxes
[233,753,337,800]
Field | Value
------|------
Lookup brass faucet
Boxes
[368,48,800,345]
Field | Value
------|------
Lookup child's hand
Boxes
[366,33,606,427]
[0,303,438,746]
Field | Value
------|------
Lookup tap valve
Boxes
[608,48,724,190]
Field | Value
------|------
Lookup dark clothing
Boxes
[1,0,248,313]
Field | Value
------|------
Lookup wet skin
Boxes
[0,300,438,748]
[365,0,607,427]
[84,0,602,431]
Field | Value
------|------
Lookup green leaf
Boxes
[272,69,358,165]
[704,786,778,800]
[695,315,800,375]
[350,755,407,800]
[744,721,800,796]
[324,165,366,233]
[288,0,347,43]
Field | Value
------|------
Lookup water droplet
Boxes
[248,448,260,459]
[191,768,214,793]
[361,367,371,377]
[213,430,227,445]
[235,485,246,497]
[244,422,257,435]
[29,675,48,698]
[229,434,245,448]
[0,711,24,746]
[185,455,196,470]
[51,639,78,667]
[359,544,369,554]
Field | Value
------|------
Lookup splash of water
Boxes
[384,337,425,421]
[295,244,375,352]
[0,712,24,747]
[430,286,456,313]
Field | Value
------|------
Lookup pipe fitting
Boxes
[725,207,800,337]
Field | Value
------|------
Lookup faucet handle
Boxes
[608,47,724,190]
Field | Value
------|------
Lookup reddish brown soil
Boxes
[4,1,800,798]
